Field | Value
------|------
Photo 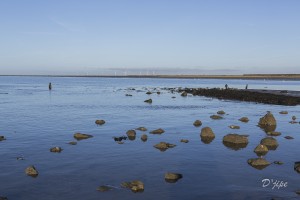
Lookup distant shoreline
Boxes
[1,74,300,80]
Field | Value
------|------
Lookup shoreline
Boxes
[1,74,300,80]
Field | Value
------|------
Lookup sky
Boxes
[0,0,300,75]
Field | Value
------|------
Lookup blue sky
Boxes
[0,0,300,75]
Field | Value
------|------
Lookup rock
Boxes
[146,91,152,95]
[210,115,223,120]
[284,136,294,139]
[0,136,6,141]
[16,156,25,160]
[97,185,113,192]
[165,173,183,183]
[154,142,176,151]
[136,127,147,131]
[266,131,281,136]
[150,128,165,134]
[273,161,283,165]
[200,127,215,144]
[50,147,63,153]
[294,162,300,173]
[25,165,39,177]
[113,136,127,142]
[292,116,297,120]
[217,110,225,115]
[239,117,249,123]
[296,190,300,195]
[223,134,248,150]
[73,133,93,140]
[229,125,240,129]
[181,91,187,97]
[289,121,298,124]
[259,112,277,126]
[180,139,189,143]
[254,144,268,156]
[193,120,202,127]
[141,134,148,142]
[157,91,161,94]
[121,180,144,193]
[125,94,133,96]
[172,96,176,98]
[144,99,152,103]
[260,137,278,150]
[247,158,270,170]
[68,141,77,145]
[95,119,105,125]
[126,130,136,137]
[279,111,288,114]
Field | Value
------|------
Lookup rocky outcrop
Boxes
[193,120,202,127]
[223,134,248,150]
[260,137,278,150]
[254,144,268,156]
[73,133,93,140]
[247,158,270,170]
[25,165,39,177]
[95,119,105,125]
[165,173,183,183]
[121,180,144,193]
[150,128,165,134]
[154,142,176,151]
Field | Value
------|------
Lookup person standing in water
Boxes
[245,84,248,89]
[49,82,52,90]
[225,84,228,90]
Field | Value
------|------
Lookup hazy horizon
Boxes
[1,0,300,75]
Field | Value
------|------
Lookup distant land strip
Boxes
[1,74,300,80]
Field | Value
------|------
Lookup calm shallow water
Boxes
[0,76,300,200]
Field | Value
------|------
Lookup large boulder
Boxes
[254,144,269,156]
[247,158,270,170]
[223,134,248,150]
[74,133,93,140]
[165,173,183,183]
[200,127,215,144]
[25,165,39,177]
[260,137,278,150]
[258,112,277,131]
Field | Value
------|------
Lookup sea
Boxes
[0,76,300,200]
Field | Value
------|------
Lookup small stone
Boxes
[165,173,183,183]
[279,111,288,114]
[0,136,6,141]
[210,115,223,120]
[97,185,113,192]
[266,131,281,136]
[229,125,240,129]
[73,133,93,140]
[136,127,147,131]
[284,136,294,139]
[144,99,152,103]
[247,158,270,170]
[141,134,148,142]
[50,147,63,153]
[273,161,284,165]
[180,139,189,143]
[125,94,133,96]
[217,110,225,115]
[146,91,152,95]
[25,165,39,177]
[68,141,77,145]
[292,116,297,120]
[254,144,268,156]
[239,117,249,123]
[193,120,202,127]
[95,119,105,125]
[150,128,165,134]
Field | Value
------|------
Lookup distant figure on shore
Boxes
[49,82,52,90]
[245,84,248,90]
[225,84,228,90]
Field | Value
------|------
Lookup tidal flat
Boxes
[0,76,300,200]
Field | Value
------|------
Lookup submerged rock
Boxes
[121,180,144,193]
[150,128,165,134]
[144,99,152,103]
[25,165,39,177]
[200,127,215,144]
[217,110,225,115]
[136,127,147,131]
[210,115,223,120]
[266,131,281,136]
[50,147,63,153]
[193,120,202,127]
[239,117,249,123]
[273,161,284,165]
[260,137,278,150]
[95,119,105,125]
[154,142,176,151]
[73,133,93,140]
[229,125,240,129]
[68,141,77,145]
[180,139,189,143]
[279,111,288,114]
[0,136,6,141]
[247,158,270,170]
[223,134,248,150]
[141,134,148,142]
[165,173,183,183]
[254,144,269,156]
[97,185,113,192]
